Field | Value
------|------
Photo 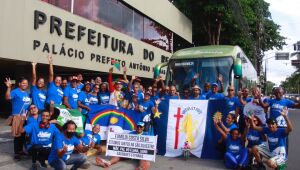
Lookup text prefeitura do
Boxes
[33,10,169,73]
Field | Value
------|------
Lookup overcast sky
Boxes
[263,0,299,86]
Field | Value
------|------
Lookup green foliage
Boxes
[281,71,300,93]
[172,0,286,62]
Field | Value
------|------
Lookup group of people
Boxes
[4,54,300,170]
[214,86,300,170]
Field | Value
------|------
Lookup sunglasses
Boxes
[228,89,234,91]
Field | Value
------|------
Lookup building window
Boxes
[42,0,72,12]
[42,0,173,52]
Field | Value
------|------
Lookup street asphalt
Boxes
[0,109,298,170]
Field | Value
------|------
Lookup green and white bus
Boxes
[154,45,257,93]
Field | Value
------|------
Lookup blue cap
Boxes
[211,83,218,87]
[137,122,145,127]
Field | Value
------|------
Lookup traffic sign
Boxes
[275,52,289,60]
[291,60,300,67]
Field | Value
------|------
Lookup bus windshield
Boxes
[167,57,233,92]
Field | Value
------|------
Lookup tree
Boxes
[281,71,300,94]
[171,0,286,66]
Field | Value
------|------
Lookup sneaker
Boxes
[80,161,91,169]
[31,163,38,170]
[14,154,21,161]
[39,161,47,168]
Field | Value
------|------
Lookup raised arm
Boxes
[123,67,129,84]
[128,75,135,92]
[108,67,114,93]
[48,55,54,82]
[31,62,37,86]
[217,74,224,93]
[4,78,12,100]
[214,120,227,140]
[242,119,250,141]
[282,108,293,134]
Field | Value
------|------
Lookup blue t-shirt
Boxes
[98,92,110,105]
[30,86,47,111]
[263,127,287,153]
[10,88,31,115]
[267,98,295,127]
[163,95,179,101]
[227,123,238,131]
[76,83,84,93]
[201,90,211,99]
[129,131,149,136]
[63,86,79,109]
[246,129,263,148]
[48,133,81,163]
[88,93,99,105]
[225,134,243,156]
[78,91,90,114]
[46,81,64,105]
[189,95,205,100]
[24,123,59,148]
[225,96,239,112]
[26,114,42,125]
[206,92,225,100]
[130,91,144,103]
[140,100,155,123]
[80,130,101,146]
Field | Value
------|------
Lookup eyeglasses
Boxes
[228,89,234,91]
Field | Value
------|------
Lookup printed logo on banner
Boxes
[165,100,208,158]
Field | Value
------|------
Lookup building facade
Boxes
[0,0,191,113]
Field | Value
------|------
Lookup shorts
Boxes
[256,143,286,166]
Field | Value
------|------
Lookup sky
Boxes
[263,0,300,86]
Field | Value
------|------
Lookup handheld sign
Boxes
[106,132,157,162]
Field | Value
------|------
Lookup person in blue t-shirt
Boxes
[26,104,42,125]
[201,82,211,98]
[217,113,238,134]
[5,77,31,160]
[98,83,110,105]
[189,85,205,100]
[251,108,293,170]
[259,87,300,127]
[242,116,265,165]
[80,124,102,153]
[76,73,84,93]
[19,111,59,169]
[78,83,91,129]
[236,87,252,133]
[96,122,150,169]
[225,86,239,113]
[139,91,159,133]
[127,93,140,111]
[31,62,47,111]
[48,120,89,170]
[89,84,100,105]
[63,78,79,109]
[46,55,64,105]
[206,83,225,100]
[162,85,180,101]
[215,119,248,169]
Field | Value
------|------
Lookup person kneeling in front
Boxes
[96,122,151,170]
[19,110,60,170]
[48,120,90,170]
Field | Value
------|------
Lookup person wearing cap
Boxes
[96,122,151,170]
[206,83,225,100]
[139,91,158,133]
[225,86,239,114]
[63,77,79,109]
[108,67,125,107]
[190,85,205,100]
[250,108,293,170]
